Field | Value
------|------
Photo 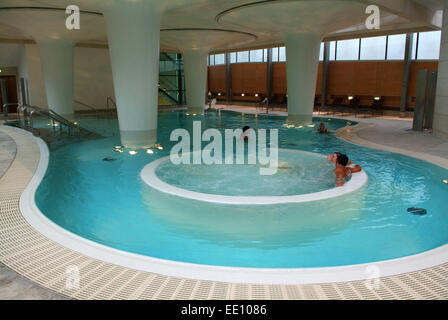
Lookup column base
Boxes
[187,106,205,115]
[287,114,313,126]
[120,129,157,149]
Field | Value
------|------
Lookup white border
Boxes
[140,150,368,205]
[11,126,448,285]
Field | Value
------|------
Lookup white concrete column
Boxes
[37,39,74,116]
[103,3,161,148]
[434,0,448,138]
[285,33,322,124]
[183,49,208,114]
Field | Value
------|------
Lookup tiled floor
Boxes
[0,127,69,300]
[0,262,69,300]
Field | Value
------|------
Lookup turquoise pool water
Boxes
[35,111,448,268]
[155,149,335,196]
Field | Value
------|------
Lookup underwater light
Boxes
[146,149,154,154]
[156,145,163,150]
[307,124,315,128]
[129,150,138,155]
[443,179,448,184]
[74,122,78,125]
[114,146,123,149]
[298,125,303,128]
[193,113,197,116]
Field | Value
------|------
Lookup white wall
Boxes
[0,43,21,67]
[0,42,116,111]
[74,46,115,111]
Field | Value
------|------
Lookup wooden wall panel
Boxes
[207,65,226,93]
[272,63,286,94]
[231,63,267,95]
[207,60,439,108]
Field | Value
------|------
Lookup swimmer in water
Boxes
[327,152,362,173]
[240,126,251,141]
[334,154,352,187]
[317,122,330,134]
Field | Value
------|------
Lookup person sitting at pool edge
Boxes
[317,122,330,134]
[334,154,353,187]
[327,152,362,173]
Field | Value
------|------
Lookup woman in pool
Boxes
[334,154,353,187]
[317,122,330,134]
[328,152,362,173]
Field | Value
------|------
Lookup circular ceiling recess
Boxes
[160,28,257,52]
[216,0,369,37]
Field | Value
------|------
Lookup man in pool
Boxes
[327,152,362,173]
[334,154,353,187]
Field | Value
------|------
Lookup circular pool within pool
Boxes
[141,149,368,205]
[34,111,448,269]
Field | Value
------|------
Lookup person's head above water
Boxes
[243,126,250,132]
[337,154,349,167]
[319,122,325,129]
[328,152,342,163]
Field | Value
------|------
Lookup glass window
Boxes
[417,31,441,60]
[411,32,418,60]
[263,49,268,62]
[386,34,406,60]
[214,53,225,65]
[360,36,387,60]
[208,55,215,66]
[230,52,236,63]
[336,39,360,60]
[250,49,263,62]
[279,46,286,62]
[319,43,324,61]
[236,50,249,63]
[272,47,279,62]
[329,41,336,61]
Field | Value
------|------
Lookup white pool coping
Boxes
[15,127,448,285]
[140,150,368,205]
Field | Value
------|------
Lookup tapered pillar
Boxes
[103,2,161,148]
[434,0,448,137]
[37,39,74,116]
[285,33,322,124]
[183,50,208,114]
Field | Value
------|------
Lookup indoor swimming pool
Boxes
[31,110,448,269]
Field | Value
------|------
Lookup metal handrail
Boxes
[106,97,116,117]
[2,102,20,121]
[74,100,98,114]
[19,105,81,136]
